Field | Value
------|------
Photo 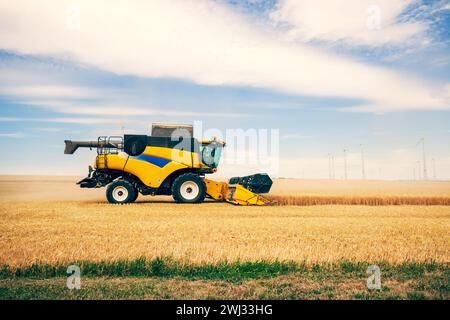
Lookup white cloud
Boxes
[0,83,249,118]
[0,132,24,138]
[439,3,450,11]
[430,56,450,67]
[34,127,63,132]
[0,0,448,113]
[26,103,248,118]
[0,116,128,125]
[270,0,426,47]
[0,85,95,98]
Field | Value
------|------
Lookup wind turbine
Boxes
[332,155,336,179]
[416,138,427,180]
[343,149,348,180]
[360,144,366,180]
[328,153,332,179]
[416,160,421,180]
[432,158,436,180]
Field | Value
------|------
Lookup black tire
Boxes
[106,180,136,204]
[171,173,206,204]
[131,189,139,202]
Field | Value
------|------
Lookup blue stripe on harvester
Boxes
[133,154,171,168]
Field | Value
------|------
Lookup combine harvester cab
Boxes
[64,123,273,205]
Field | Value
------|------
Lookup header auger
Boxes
[64,123,272,205]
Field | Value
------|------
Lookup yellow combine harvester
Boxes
[64,123,272,205]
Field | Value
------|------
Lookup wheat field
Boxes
[268,179,450,206]
[1,201,449,267]
[2,175,449,205]
[269,195,450,206]
[0,176,449,268]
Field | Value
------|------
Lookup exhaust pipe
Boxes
[64,140,120,154]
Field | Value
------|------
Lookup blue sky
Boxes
[0,0,449,179]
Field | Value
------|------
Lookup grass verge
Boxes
[0,258,448,299]
[1,258,299,281]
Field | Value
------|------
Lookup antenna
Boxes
[416,138,428,180]
[360,144,366,180]
[119,119,125,136]
[343,149,348,180]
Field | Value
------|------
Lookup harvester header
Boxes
[64,123,272,205]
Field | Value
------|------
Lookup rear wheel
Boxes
[172,173,206,203]
[106,180,136,204]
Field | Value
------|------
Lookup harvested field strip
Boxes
[1,258,448,282]
[268,195,450,206]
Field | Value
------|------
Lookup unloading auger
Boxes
[64,123,272,205]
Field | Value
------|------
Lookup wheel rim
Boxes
[112,185,129,202]
[180,181,200,200]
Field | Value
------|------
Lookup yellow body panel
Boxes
[94,146,201,188]
[204,178,228,201]
[144,146,202,168]
[227,184,272,205]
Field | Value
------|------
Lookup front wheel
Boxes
[172,173,206,203]
[106,180,136,204]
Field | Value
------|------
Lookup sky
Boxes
[0,0,449,179]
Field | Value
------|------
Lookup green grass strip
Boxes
[0,258,448,282]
